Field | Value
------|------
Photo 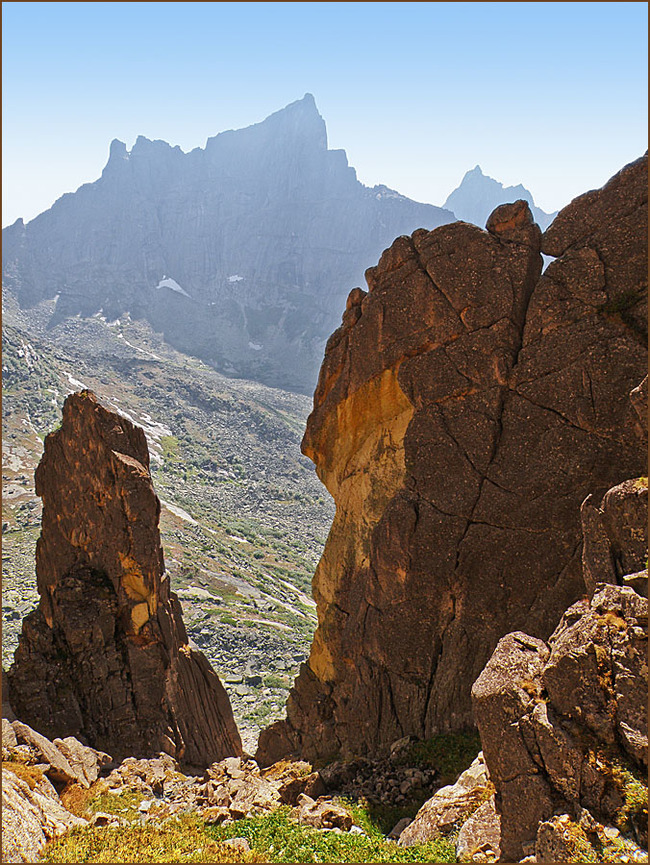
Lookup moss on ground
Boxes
[41,802,457,863]
[210,806,456,863]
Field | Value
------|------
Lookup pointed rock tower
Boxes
[8,391,242,769]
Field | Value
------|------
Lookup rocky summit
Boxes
[256,154,648,767]
[1,94,454,394]
[7,391,242,770]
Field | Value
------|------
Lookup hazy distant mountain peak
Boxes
[445,165,557,230]
[205,92,328,154]
[2,96,455,393]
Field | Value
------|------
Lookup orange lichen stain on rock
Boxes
[131,602,150,633]
[305,367,413,499]
[306,367,414,682]
[118,552,151,603]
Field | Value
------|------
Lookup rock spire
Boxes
[8,390,242,769]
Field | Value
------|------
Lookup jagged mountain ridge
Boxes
[2,94,455,393]
[444,164,557,230]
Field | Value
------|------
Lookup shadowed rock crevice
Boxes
[257,155,647,767]
[8,391,242,770]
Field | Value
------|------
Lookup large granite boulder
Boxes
[257,155,647,767]
[2,95,454,394]
[8,390,241,769]
[472,584,648,862]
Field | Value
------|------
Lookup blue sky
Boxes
[2,1,647,226]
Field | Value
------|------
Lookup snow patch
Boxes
[116,333,162,361]
[248,342,263,351]
[228,534,250,544]
[66,373,88,390]
[106,404,171,464]
[176,586,214,601]
[156,276,192,298]
[160,499,198,525]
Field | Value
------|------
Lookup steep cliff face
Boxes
[8,391,242,769]
[256,154,647,767]
[2,95,454,393]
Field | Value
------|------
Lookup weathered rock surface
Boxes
[52,735,113,787]
[8,390,242,768]
[1,768,87,863]
[2,95,454,394]
[291,792,353,830]
[11,720,87,787]
[257,155,647,766]
[399,752,493,847]
[316,750,437,807]
[581,476,648,596]
[472,583,648,862]
[534,812,648,864]
[455,795,501,863]
[630,375,648,434]
[201,755,281,818]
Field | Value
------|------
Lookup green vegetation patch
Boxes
[561,819,600,863]
[393,730,482,784]
[612,761,648,836]
[210,806,456,863]
[41,814,261,863]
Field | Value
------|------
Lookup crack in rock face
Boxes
[8,390,242,770]
[256,155,648,768]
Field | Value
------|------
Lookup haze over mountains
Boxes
[2,95,455,393]
[3,94,558,394]
[444,165,557,230]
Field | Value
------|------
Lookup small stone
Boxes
[222,837,251,852]
[388,817,412,840]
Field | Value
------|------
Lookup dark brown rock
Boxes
[472,584,648,862]
[2,669,16,721]
[630,376,648,436]
[581,477,648,595]
[257,156,647,767]
[8,390,241,769]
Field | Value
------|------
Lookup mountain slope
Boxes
[443,164,556,230]
[2,94,455,393]
[2,290,334,749]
